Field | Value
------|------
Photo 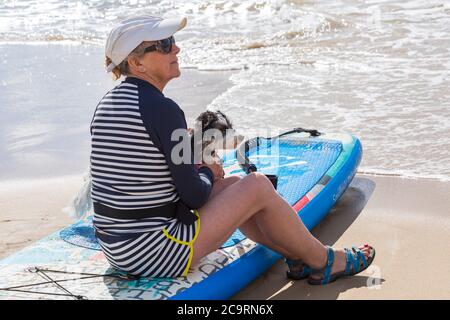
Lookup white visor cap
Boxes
[105,15,187,72]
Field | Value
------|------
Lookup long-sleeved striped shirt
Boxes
[90,76,214,214]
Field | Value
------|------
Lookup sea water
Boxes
[0,0,449,181]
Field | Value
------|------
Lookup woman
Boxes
[91,15,375,285]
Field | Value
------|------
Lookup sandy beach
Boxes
[1,173,449,299]
[1,46,449,299]
[1,1,449,298]
[233,175,450,300]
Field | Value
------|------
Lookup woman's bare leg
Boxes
[238,215,293,258]
[192,173,326,267]
[208,175,293,259]
[208,175,241,200]
[192,173,372,276]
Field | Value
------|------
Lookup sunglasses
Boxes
[143,36,175,54]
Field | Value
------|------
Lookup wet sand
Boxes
[0,43,234,181]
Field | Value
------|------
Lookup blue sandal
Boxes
[285,258,311,280]
[308,245,376,285]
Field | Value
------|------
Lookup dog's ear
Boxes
[197,111,219,131]
[216,110,233,129]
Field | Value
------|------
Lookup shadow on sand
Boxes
[233,175,385,300]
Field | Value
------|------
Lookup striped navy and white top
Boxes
[90,76,214,215]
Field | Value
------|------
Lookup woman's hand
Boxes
[200,161,225,182]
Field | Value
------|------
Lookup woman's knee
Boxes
[210,175,242,199]
[243,172,275,196]
[226,175,242,184]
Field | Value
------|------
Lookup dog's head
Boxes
[197,110,232,133]
[191,110,244,154]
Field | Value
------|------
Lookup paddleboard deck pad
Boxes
[0,132,362,300]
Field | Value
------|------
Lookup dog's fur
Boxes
[190,110,243,163]
[65,110,242,220]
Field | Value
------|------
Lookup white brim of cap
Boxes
[106,16,187,73]
[147,17,187,41]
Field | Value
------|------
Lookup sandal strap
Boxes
[344,246,368,275]
[353,246,368,269]
[310,246,334,284]
[323,246,334,284]
[344,248,353,274]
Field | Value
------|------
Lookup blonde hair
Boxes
[105,41,154,80]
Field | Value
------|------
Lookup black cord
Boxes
[276,127,321,138]
[236,127,321,174]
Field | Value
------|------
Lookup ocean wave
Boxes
[181,63,248,71]
[0,37,101,46]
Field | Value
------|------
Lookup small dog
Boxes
[65,110,243,220]
[190,110,243,164]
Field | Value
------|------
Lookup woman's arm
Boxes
[140,97,214,209]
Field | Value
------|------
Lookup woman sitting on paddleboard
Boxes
[91,15,375,285]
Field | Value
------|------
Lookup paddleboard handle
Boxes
[276,127,321,138]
